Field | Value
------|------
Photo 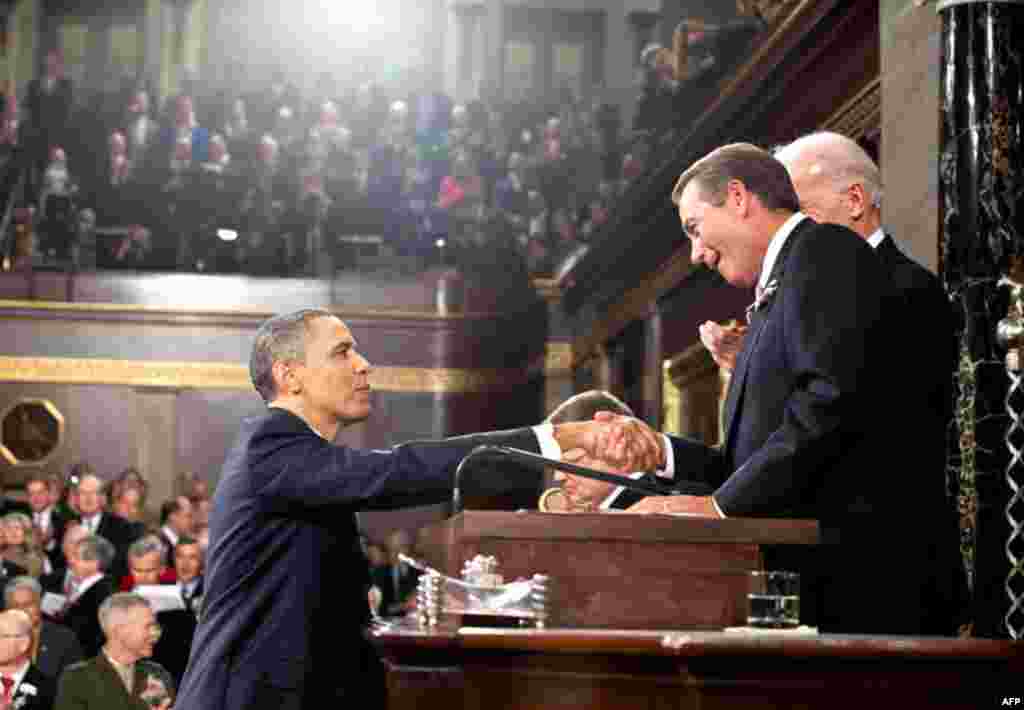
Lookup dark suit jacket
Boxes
[8,663,57,710]
[36,619,84,681]
[667,219,916,633]
[93,514,144,581]
[875,234,967,633]
[55,654,166,710]
[62,576,116,657]
[152,607,198,687]
[44,507,77,571]
[0,498,31,517]
[175,408,541,710]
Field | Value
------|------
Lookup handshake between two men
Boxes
[546,391,722,519]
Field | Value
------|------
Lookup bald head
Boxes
[774,132,882,239]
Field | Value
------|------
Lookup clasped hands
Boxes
[553,412,721,518]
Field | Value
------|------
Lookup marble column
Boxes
[938,0,1024,638]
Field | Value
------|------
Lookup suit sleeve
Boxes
[714,229,889,516]
[54,669,87,710]
[250,425,541,511]
[664,435,728,489]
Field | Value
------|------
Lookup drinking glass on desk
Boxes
[747,571,800,628]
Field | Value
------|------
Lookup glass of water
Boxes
[747,570,800,628]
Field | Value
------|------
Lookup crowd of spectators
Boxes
[0,51,659,281]
[0,460,425,707]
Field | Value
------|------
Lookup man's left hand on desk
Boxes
[626,495,723,518]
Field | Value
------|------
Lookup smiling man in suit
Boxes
[587,143,928,634]
[4,577,83,683]
[174,308,651,710]
[694,134,967,635]
[0,609,56,710]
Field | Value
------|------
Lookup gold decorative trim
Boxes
[665,342,718,389]
[821,78,881,139]
[0,398,65,467]
[0,357,527,394]
[532,278,563,304]
[544,342,573,376]
[0,300,500,322]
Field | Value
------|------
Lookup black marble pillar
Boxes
[939,0,1024,638]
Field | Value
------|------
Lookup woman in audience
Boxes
[2,513,46,577]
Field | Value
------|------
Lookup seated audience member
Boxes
[382,530,420,617]
[74,475,142,581]
[157,498,193,566]
[0,522,28,583]
[110,469,149,512]
[54,593,172,710]
[26,474,73,570]
[4,576,83,682]
[58,535,117,657]
[0,489,30,519]
[39,523,86,593]
[150,537,203,685]
[173,537,203,615]
[2,514,46,577]
[544,390,639,512]
[110,486,144,526]
[0,609,57,710]
[122,537,173,591]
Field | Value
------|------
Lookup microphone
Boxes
[453,445,712,513]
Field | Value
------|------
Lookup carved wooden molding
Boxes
[665,342,718,389]
[0,357,529,394]
[821,77,881,140]
[0,299,501,323]
[572,250,696,367]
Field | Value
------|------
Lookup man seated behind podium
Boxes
[546,391,641,512]
[174,308,656,710]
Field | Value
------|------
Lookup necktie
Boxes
[1,675,14,704]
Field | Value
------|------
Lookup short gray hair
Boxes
[4,576,41,605]
[77,535,116,572]
[774,131,883,208]
[249,308,334,403]
[98,592,151,636]
[546,390,634,424]
[128,535,165,561]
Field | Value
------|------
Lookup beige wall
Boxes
[880,0,941,273]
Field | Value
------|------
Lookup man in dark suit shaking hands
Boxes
[698,133,968,635]
[174,308,646,710]
[589,143,923,634]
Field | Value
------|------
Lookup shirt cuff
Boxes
[710,495,726,518]
[656,434,674,479]
[532,421,562,460]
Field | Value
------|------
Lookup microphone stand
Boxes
[452,445,712,513]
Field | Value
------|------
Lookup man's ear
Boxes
[272,360,301,396]
[846,183,868,221]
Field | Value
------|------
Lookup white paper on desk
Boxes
[41,593,66,617]
[135,585,185,613]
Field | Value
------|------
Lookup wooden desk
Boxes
[371,624,1022,709]
[417,511,819,630]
